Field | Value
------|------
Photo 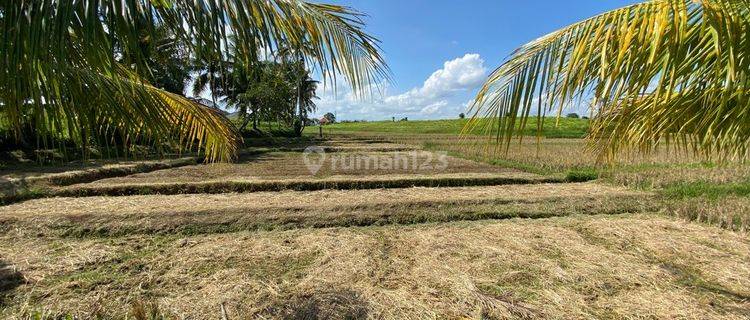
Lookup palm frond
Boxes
[468,0,750,162]
[1,0,389,161]
[160,0,391,95]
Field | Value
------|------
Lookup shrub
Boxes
[566,168,599,182]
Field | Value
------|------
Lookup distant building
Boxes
[319,117,330,125]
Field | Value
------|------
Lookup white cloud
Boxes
[420,100,448,115]
[317,53,487,120]
[385,53,486,107]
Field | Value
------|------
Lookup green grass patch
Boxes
[565,168,600,182]
[324,118,589,138]
[56,175,558,199]
[661,180,750,200]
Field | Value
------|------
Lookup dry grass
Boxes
[323,133,750,186]
[82,151,512,186]
[666,196,750,232]
[51,172,553,199]
[605,164,750,188]
[337,133,708,172]
[1,214,748,319]
[45,149,546,198]
[0,157,198,204]
[0,157,197,181]
[2,134,749,318]
[1,183,650,237]
[327,133,750,231]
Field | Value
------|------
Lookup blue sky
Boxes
[315,0,638,121]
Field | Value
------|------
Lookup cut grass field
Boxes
[1,133,749,318]
[314,132,750,231]
[2,213,749,318]
[81,150,518,185]
[324,132,717,174]
[0,157,200,205]
[2,183,650,237]
[47,147,552,199]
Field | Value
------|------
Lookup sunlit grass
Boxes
[324,117,590,138]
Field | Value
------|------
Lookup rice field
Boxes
[1,133,749,319]
[2,213,749,319]
[80,150,519,185]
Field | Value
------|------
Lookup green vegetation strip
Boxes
[55,175,563,198]
[661,180,750,200]
[324,118,590,138]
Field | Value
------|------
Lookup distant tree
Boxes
[459,113,465,119]
[566,113,580,119]
[400,117,408,121]
[278,42,319,137]
[323,112,336,124]
[190,50,227,106]
[214,57,296,133]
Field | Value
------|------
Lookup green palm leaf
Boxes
[1,0,389,162]
[468,0,750,162]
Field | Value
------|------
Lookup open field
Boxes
[324,131,750,185]
[7,1,750,319]
[1,158,198,186]
[1,133,749,318]
[324,118,590,138]
[313,130,750,232]
[2,214,749,318]
[1,183,650,237]
[81,151,519,185]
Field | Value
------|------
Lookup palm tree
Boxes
[2,1,389,162]
[191,51,229,108]
[135,25,193,96]
[468,0,750,162]
[277,42,319,136]
[222,61,294,133]
[299,76,321,122]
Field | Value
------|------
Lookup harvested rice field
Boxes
[2,214,749,319]
[0,157,195,181]
[1,183,652,237]
[7,0,750,318]
[81,150,522,185]
[1,135,749,319]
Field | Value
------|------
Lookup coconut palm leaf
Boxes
[468,0,750,162]
[1,0,389,161]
